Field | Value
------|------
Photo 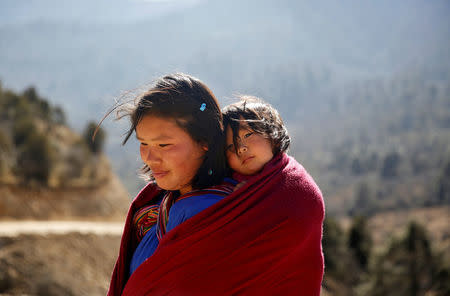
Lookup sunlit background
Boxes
[0,0,449,295]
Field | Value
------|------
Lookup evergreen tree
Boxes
[16,132,54,185]
[13,117,36,147]
[436,160,450,204]
[348,216,372,271]
[380,151,401,179]
[22,87,38,103]
[322,217,345,272]
[0,129,12,177]
[83,121,106,154]
[51,106,66,125]
[322,217,360,295]
[350,182,375,216]
[367,222,435,296]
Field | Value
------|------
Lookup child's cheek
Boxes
[226,152,233,164]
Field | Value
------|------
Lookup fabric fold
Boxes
[108,153,325,296]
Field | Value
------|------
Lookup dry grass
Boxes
[0,174,130,222]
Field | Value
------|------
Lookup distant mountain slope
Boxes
[0,84,130,220]
[292,66,450,216]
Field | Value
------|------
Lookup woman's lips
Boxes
[152,171,169,178]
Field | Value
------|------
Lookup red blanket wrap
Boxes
[108,153,325,295]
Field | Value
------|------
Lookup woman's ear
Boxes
[201,143,209,152]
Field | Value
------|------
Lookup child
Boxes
[221,95,325,295]
[222,95,290,184]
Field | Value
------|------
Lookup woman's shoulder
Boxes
[172,178,236,211]
[167,179,236,228]
[130,182,164,210]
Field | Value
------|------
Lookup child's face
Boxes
[225,124,274,175]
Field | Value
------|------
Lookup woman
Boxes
[107,73,235,295]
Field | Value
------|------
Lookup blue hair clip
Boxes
[208,169,213,175]
[200,103,206,111]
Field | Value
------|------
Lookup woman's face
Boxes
[136,115,208,195]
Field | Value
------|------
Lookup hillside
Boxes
[0,174,129,221]
[0,84,130,220]
[294,67,450,216]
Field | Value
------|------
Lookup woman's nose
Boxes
[141,147,161,164]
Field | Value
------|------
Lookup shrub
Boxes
[23,87,38,103]
[51,106,66,125]
[0,129,12,177]
[367,222,435,296]
[380,151,401,179]
[436,160,450,205]
[13,117,36,147]
[83,121,105,154]
[16,132,54,185]
[322,217,345,273]
[348,216,372,271]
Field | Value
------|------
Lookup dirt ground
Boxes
[0,221,123,237]
[0,233,121,296]
[0,232,334,296]
[0,173,131,296]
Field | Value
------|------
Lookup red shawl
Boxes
[108,153,325,295]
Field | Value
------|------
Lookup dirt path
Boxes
[0,221,124,237]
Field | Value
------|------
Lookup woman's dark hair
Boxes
[222,95,290,155]
[114,73,227,189]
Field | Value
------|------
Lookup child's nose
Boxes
[237,144,248,154]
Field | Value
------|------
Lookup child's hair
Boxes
[222,95,290,155]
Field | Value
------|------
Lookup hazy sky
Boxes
[0,0,203,25]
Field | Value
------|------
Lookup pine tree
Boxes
[367,222,435,296]
[16,132,54,185]
[348,216,372,271]
[83,121,106,154]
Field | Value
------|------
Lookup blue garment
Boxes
[128,180,237,276]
